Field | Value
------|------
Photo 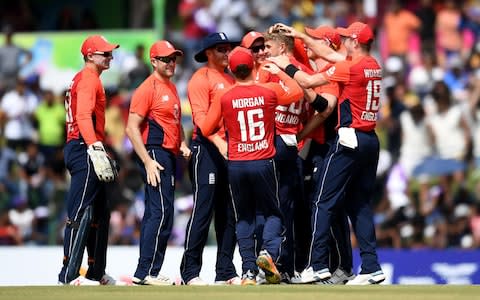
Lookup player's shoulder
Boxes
[188,66,210,88]
[76,68,102,86]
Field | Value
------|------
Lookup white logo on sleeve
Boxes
[326,66,336,77]
[209,173,215,184]
[162,95,169,102]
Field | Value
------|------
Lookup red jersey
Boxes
[199,74,304,161]
[65,67,106,145]
[187,66,235,141]
[129,74,182,155]
[322,55,381,132]
[271,57,313,136]
[305,63,340,144]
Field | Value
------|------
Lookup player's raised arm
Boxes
[267,55,328,89]
[270,23,345,63]
[261,62,303,105]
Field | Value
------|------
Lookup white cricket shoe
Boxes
[69,276,100,286]
[100,273,128,286]
[328,268,355,285]
[256,270,268,285]
[132,274,173,286]
[346,270,386,285]
[300,267,331,283]
[214,276,242,285]
[186,276,209,286]
[289,271,303,284]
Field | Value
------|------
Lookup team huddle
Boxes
[58,20,386,287]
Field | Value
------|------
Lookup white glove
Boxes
[87,141,118,182]
[338,127,358,149]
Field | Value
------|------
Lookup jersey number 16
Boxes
[237,109,265,142]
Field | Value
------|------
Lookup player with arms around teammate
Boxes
[261,30,312,282]
[126,41,191,286]
[59,35,121,286]
[199,47,303,285]
[180,32,240,285]
[269,22,385,285]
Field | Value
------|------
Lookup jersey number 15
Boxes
[365,79,381,111]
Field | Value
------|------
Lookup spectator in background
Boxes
[0,77,39,151]
[0,25,27,97]
[0,211,22,245]
[415,0,437,53]
[8,195,34,244]
[381,83,407,162]
[105,88,127,154]
[178,0,215,69]
[382,0,421,66]
[33,90,65,159]
[121,44,150,91]
[423,81,471,210]
[17,142,47,208]
[0,146,19,207]
[435,0,469,68]
[209,0,252,42]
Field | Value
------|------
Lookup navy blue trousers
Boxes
[180,139,237,282]
[228,159,284,274]
[134,147,175,280]
[58,140,110,283]
[272,136,301,276]
[307,140,352,273]
[309,131,381,274]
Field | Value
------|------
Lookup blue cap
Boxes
[194,32,236,63]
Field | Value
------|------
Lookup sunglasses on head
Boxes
[155,56,177,63]
[93,51,113,58]
[250,44,265,53]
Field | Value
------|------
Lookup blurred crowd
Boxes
[1,0,480,250]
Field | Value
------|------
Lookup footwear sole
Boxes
[241,279,257,286]
[256,256,281,284]
[132,279,173,286]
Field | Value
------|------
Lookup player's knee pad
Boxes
[65,205,93,283]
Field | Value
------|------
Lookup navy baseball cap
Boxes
[194,32,237,63]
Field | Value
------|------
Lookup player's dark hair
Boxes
[360,40,372,52]
[233,64,252,80]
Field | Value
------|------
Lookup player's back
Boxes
[220,84,278,161]
[339,55,382,132]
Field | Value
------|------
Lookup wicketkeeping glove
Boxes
[87,141,118,182]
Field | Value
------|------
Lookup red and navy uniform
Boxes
[129,74,182,280]
[309,55,382,274]
[181,66,238,283]
[199,75,303,275]
[300,64,353,274]
[59,67,110,283]
[266,56,313,277]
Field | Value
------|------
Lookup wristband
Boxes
[285,64,299,78]
[311,94,329,112]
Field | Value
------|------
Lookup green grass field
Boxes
[0,285,479,300]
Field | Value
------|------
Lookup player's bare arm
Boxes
[180,125,192,159]
[297,92,337,141]
[268,56,328,88]
[271,23,345,63]
[125,112,164,187]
